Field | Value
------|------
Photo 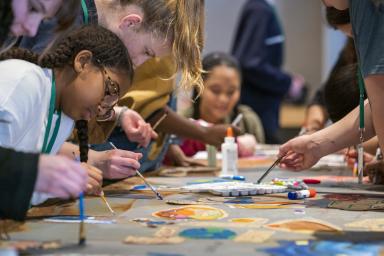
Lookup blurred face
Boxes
[61,63,131,121]
[119,29,172,68]
[11,0,63,37]
[199,65,241,124]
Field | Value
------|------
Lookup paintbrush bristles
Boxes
[79,222,86,246]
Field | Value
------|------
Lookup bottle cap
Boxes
[288,191,298,200]
[308,189,317,197]
[226,127,233,137]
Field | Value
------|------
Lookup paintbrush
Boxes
[99,191,115,215]
[257,155,285,184]
[109,142,164,200]
[231,113,243,127]
[78,192,86,245]
[152,111,168,131]
[73,152,115,215]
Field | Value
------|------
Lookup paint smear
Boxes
[230,218,260,223]
[153,205,228,221]
[234,230,274,243]
[179,228,236,240]
[229,204,305,209]
[123,236,184,245]
[345,219,384,231]
[261,240,383,256]
[328,199,384,211]
[266,219,341,234]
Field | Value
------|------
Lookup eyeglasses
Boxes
[96,67,120,122]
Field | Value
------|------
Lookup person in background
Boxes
[165,52,265,165]
[232,0,305,144]
[0,0,87,221]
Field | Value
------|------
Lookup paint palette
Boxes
[180,182,287,197]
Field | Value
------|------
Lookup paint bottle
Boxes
[288,189,316,200]
[220,127,238,177]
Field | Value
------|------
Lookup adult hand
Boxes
[120,109,158,147]
[35,155,88,198]
[278,135,322,171]
[90,149,142,180]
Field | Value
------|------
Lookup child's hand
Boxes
[345,149,374,169]
[364,160,384,184]
[237,134,257,157]
[81,163,103,195]
[120,109,158,147]
[35,155,88,198]
[90,149,142,179]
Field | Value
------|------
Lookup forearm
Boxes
[157,106,207,141]
[311,100,375,158]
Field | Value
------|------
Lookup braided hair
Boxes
[76,120,89,163]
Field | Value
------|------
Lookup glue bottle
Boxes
[288,189,316,200]
[220,127,238,177]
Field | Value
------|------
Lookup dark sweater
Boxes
[0,148,39,221]
[232,0,292,143]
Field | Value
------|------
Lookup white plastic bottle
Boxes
[220,127,239,177]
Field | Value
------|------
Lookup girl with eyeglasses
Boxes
[0,25,140,204]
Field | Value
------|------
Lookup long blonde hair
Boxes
[117,0,205,93]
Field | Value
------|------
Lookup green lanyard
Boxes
[81,0,89,25]
[358,70,365,131]
[42,73,62,154]
[357,68,365,184]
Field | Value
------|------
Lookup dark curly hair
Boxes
[0,25,133,82]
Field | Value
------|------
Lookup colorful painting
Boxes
[260,240,384,256]
[179,228,236,240]
[265,219,341,234]
[153,206,228,221]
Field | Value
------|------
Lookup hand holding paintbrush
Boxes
[109,142,164,200]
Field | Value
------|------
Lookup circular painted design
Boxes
[179,228,236,240]
[153,205,228,221]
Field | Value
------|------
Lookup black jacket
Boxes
[0,148,39,221]
[232,0,291,142]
